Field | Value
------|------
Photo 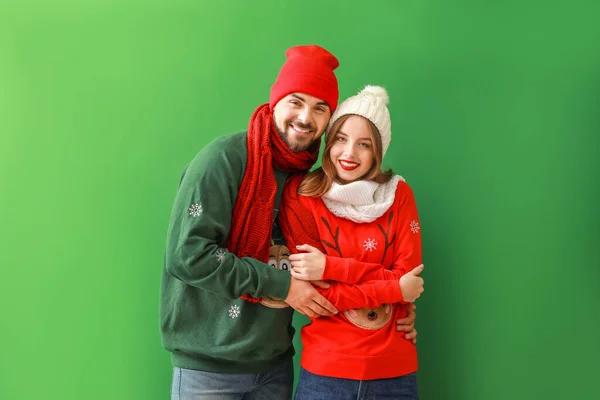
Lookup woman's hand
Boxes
[289,244,326,281]
[399,264,424,302]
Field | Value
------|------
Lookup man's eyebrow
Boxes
[291,94,305,102]
[291,94,329,108]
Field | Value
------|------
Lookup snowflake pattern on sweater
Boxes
[283,176,422,381]
[410,220,420,234]
[188,203,203,217]
[215,248,227,262]
[228,305,240,319]
[363,238,378,251]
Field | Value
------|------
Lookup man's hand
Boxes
[397,303,418,344]
[285,277,338,318]
[289,244,327,281]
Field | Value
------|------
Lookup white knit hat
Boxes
[328,85,392,157]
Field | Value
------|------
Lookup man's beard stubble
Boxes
[274,118,318,153]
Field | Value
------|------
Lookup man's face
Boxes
[273,93,332,152]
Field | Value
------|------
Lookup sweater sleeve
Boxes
[164,135,291,300]
[322,182,423,290]
[315,280,404,311]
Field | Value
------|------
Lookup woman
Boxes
[279,85,424,399]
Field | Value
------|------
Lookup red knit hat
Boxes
[269,45,340,112]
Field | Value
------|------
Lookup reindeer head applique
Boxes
[343,304,393,330]
[319,215,396,330]
[260,244,292,309]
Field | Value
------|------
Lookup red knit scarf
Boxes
[225,103,320,302]
[277,173,325,254]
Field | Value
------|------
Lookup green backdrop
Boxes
[1,1,598,399]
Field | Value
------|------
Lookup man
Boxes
[160,45,417,400]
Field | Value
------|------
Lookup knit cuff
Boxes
[263,267,293,300]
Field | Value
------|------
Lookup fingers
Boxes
[290,255,316,266]
[290,267,317,281]
[290,269,309,281]
[290,255,309,267]
[287,300,308,317]
[397,302,417,337]
[286,279,337,318]
[293,307,307,316]
[295,244,309,252]
[311,280,330,289]
[289,254,303,262]
[396,320,415,332]
[396,310,416,326]
[312,292,338,315]
[293,300,333,318]
[404,329,417,340]
[404,327,418,344]
[296,244,318,253]
[411,264,424,275]
[303,307,319,319]
[306,302,334,318]
[297,306,320,319]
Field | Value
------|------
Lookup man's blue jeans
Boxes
[171,360,294,400]
[294,367,418,400]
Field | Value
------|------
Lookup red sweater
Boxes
[280,175,422,380]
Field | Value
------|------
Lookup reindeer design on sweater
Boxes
[321,212,397,330]
[260,243,292,309]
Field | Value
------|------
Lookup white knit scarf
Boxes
[322,175,405,223]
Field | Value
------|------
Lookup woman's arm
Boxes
[290,181,423,284]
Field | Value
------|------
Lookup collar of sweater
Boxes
[322,175,405,223]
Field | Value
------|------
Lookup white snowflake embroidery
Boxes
[228,305,240,319]
[363,238,378,252]
[189,203,203,217]
[215,248,226,262]
[410,220,420,234]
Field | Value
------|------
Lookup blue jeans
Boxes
[171,360,294,400]
[294,368,418,400]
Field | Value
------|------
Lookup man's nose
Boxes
[297,108,312,124]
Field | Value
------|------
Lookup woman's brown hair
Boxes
[298,114,393,197]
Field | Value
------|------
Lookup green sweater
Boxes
[160,131,295,373]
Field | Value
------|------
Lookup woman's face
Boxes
[329,115,376,184]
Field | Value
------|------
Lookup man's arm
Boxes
[164,136,290,300]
